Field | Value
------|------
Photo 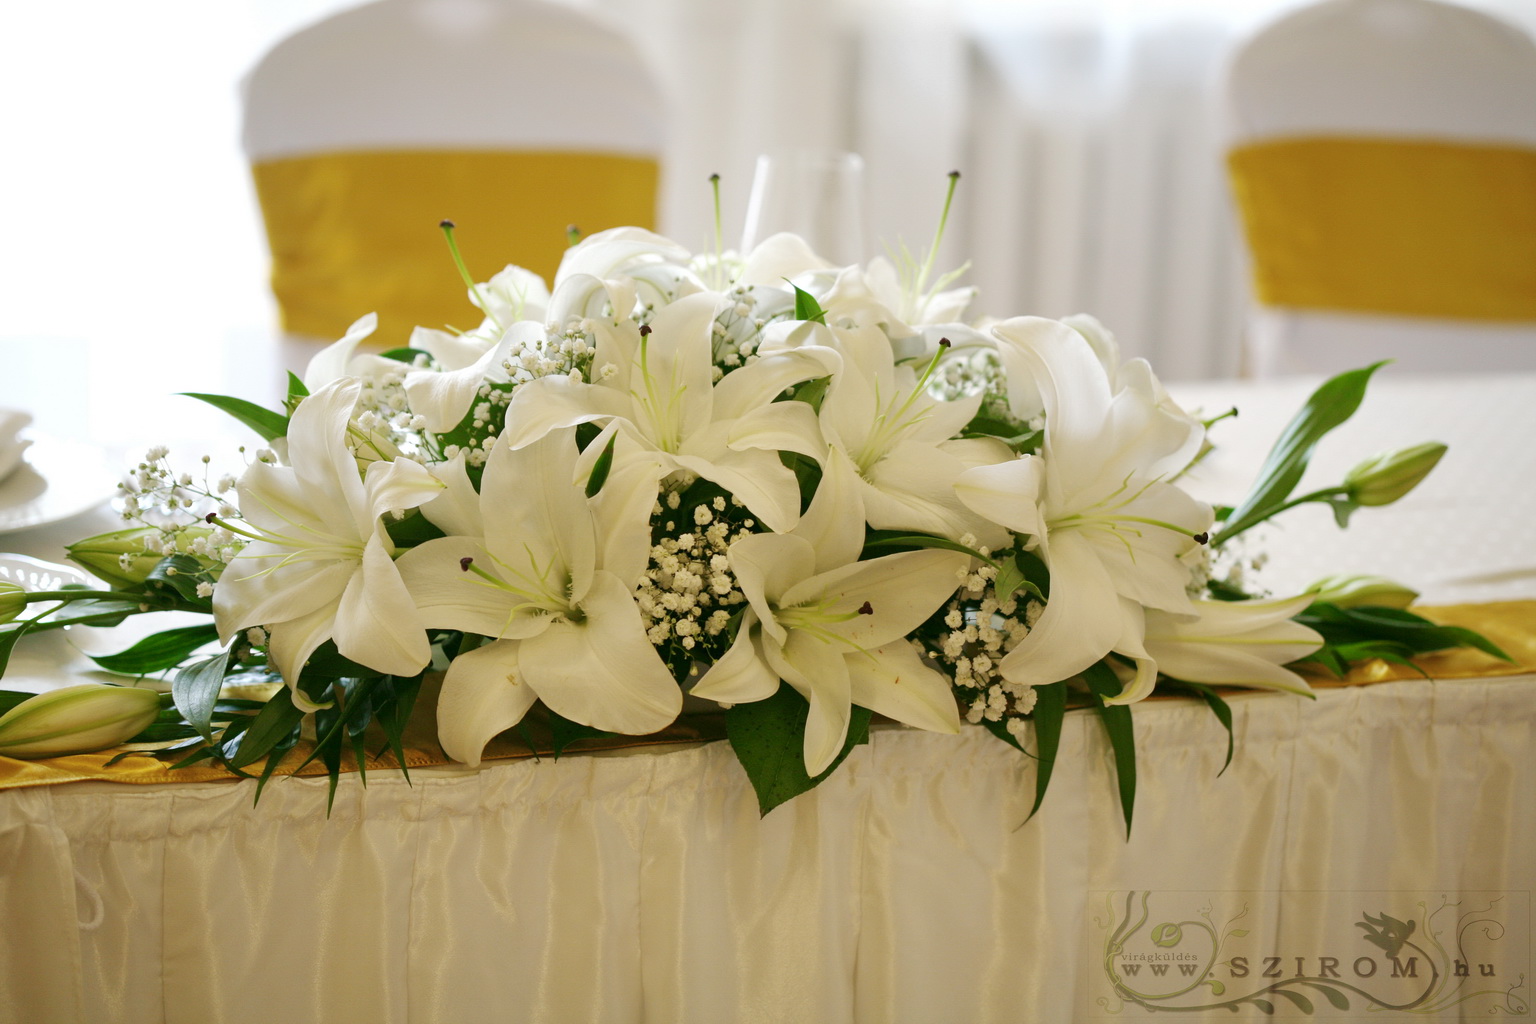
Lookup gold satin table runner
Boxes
[1,601,1531,792]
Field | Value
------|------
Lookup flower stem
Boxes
[439,220,503,332]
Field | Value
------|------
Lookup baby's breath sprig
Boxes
[915,544,1042,743]
[635,479,761,680]
[115,445,246,582]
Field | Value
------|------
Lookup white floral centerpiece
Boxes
[0,177,1502,821]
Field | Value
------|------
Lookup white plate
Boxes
[0,437,118,534]
[0,552,95,592]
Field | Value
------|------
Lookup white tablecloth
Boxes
[3,676,1532,1023]
[1,372,1534,1023]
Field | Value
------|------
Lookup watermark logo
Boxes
[1086,890,1529,1019]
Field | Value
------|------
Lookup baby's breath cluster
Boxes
[115,446,244,581]
[928,347,1029,436]
[919,553,1041,741]
[635,486,758,672]
[709,285,793,379]
[350,357,433,463]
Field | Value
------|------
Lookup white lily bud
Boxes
[0,684,160,759]
[1343,442,1446,507]
[0,580,24,624]
[1306,574,1419,610]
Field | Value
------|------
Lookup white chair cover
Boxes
[242,0,666,362]
[1224,0,1536,376]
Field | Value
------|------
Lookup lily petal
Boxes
[781,549,968,650]
[517,570,681,734]
[267,600,340,710]
[436,639,540,766]
[689,615,781,706]
[847,640,961,736]
[997,531,1126,686]
[303,314,377,391]
[771,630,853,777]
[332,532,430,677]
[954,456,1046,538]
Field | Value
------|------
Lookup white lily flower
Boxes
[503,292,835,532]
[758,319,1012,543]
[470,263,550,327]
[1144,595,1323,695]
[213,379,443,706]
[302,313,408,391]
[732,232,833,288]
[955,317,1213,703]
[550,227,699,318]
[395,429,678,765]
[690,449,964,775]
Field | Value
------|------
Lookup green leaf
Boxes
[145,555,214,607]
[791,283,828,324]
[172,649,231,743]
[374,674,423,780]
[377,347,429,364]
[385,511,445,548]
[789,376,830,410]
[1298,602,1511,664]
[860,531,997,565]
[1326,496,1360,529]
[38,598,146,629]
[286,371,309,401]
[548,708,615,757]
[0,688,36,715]
[726,684,871,816]
[1084,662,1137,836]
[180,392,289,442]
[253,729,301,803]
[585,432,617,497]
[0,622,34,677]
[1214,362,1385,545]
[1177,682,1234,776]
[226,688,305,769]
[88,624,220,674]
[1250,998,1275,1015]
[1022,682,1067,821]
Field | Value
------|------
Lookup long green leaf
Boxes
[253,730,302,803]
[1177,682,1235,776]
[172,649,231,743]
[374,675,423,780]
[1084,662,1137,836]
[726,684,871,816]
[180,392,289,441]
[226,688,304,769]
[88,624,220,674]
[860,532,997,565]
[1214,362,1385,544]
[1027,683,1068,820]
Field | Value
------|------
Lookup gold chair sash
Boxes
[252,149,659,344]
[1228,137,1536,321]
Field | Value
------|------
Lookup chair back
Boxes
[243,0,665,345]
[1224,0,1536,374]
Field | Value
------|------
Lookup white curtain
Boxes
[3,0,1535,389]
